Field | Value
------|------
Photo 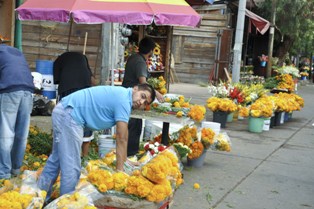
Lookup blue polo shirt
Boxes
[61,86,132,130]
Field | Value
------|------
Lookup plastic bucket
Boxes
[248,117,264,133]
[227,112,234,122]
[263,117,271,131]
[201,121,220,135]
[98,136,116,158]
[213,111,228,128]
[187,150,207,168]
[36,60,56,99]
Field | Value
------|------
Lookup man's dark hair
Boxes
[137,83,156,103]
[138,37,156,55]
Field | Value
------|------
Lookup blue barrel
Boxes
[36,60,56,99]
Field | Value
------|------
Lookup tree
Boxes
[256,0,314,63]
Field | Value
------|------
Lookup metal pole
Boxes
[231,0,247,83]
[266,0,276,78]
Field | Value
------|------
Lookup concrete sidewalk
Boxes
[30,83,314,209]
[169,83,314,209]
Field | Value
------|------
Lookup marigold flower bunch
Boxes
[206,97,238,113]
[201,128,216,149]
[0,190,33,209]
[146,179,172,202]
[124,175,154,198]
[273,93,304,112]
[112,172,129,191]
[174,125,197,146]
[188,141,204,159]
[248,96,275,118]
[22,152,48,171]
[276,74,295,92]
[87,169,114,192]
[85,159,108,173]
[141,155,172,184]
[147,76,167,95]
[187,104,206,122]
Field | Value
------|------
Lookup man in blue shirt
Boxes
[0,44,35,179]
[38,83,155,201]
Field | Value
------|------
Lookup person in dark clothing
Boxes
[122,37,164,156]
[0,44,35,179]
[53,51,95,156]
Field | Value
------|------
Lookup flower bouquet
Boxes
[147,43,164,72]
[147,76,167,95]
[206,97,238,128]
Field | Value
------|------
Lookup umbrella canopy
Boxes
[16,0,201,27]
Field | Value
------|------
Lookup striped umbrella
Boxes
[16,0,201,27]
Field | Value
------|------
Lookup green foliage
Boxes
[28,130,53,156]
[257,0,314,58]
[263,77,279,89]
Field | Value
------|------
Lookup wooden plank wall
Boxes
[172,4,230,84]
[21,21,103,83]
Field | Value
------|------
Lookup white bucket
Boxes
[201,121,221,135]
[98,136,116,158]
[263,118,271,131]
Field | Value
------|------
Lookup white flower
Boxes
[149,144,155,149]
[153,147,159,153]
[154,142,160,147]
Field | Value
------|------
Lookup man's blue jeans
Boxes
[37,103,83,199]
[0,91,33,179]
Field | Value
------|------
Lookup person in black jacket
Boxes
[53,51,95,157]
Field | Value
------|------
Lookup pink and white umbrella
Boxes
[16,0,201,27]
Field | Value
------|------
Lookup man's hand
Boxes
[156,90,165,103]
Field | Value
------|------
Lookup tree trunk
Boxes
[274,35,294,64]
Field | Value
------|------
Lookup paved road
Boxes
[30,82,314,209]
[169,82,314,209]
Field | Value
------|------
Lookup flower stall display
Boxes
[276,65,300,78]
[147,43,164,72]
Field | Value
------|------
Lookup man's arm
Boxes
[115,121,129,171]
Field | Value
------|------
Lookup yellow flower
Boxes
[193,183,200,189]
[176,111,183,117]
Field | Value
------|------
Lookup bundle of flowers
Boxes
[208,82,232,98]
[0,190,33,209]
[276,65,300,78]
[273,93,304,112]
[143,141,167,156]
[235,83,269,105]
[187,104,206,123]
[276,74,295,92]
[228,85,245,104]
[206,97,238,113]
[147,76,167,95]
[22,145,48,171]
[201,128,216,149]
[151,94,190,115]
[147,43,164,72]
[211,133,231,152]
[52,192,96,209]
[172,143,192,159]
[239,96,275,118]
[187,141,204,160]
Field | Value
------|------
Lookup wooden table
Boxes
[131,110,192,145]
